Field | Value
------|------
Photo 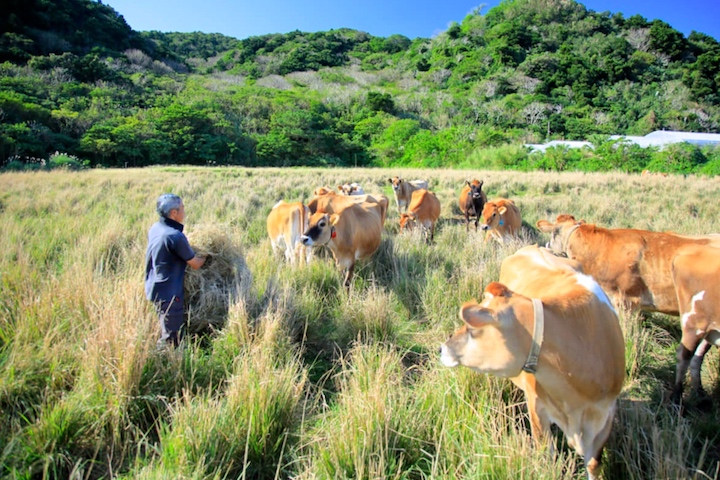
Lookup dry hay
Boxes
[184,225,251,333]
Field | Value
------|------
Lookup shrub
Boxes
[48,151,88,170]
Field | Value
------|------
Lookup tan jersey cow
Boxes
[308,192,388,226]
[388,176,429,214]
[266,201,312,264]
[399,189,441,243]
[458,179,487,232]
[537,214,720,401]
[479,198,521,243]
[441,245,624,480]
[301,201,383,288]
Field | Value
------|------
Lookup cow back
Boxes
[408,189,440,223]
[500,245,625,398]
[332,202,384,261]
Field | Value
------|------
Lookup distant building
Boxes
[526,131,720,152]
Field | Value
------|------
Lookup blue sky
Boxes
[106,0,720,42]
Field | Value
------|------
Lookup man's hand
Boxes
[187,254,207,270]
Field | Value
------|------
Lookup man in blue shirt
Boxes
[145,193,206,347]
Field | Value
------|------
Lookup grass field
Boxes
[1,166,720,479]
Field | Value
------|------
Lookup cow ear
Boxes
[329,214,340,226]
[460,302,496,328]
[536,220,554,232]
[479,180,484,188]
[484,281,512,298]
[465,180,471,186]
[556,214,576,223]
[498,206,507,215]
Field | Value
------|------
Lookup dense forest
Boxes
[1,0,720,172]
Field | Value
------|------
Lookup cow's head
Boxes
[440,282,529,376]
[468,179,484,200]
[338,183,362,195]
[313,186,335,196]
[536,214,584,253]
[399,212,417,232]
[389,176,403,191]
[302,212,338,246]
[479,202,507,231]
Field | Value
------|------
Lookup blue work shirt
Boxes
[145,217,196,303]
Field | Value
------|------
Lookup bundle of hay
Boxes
[184,225,251,334]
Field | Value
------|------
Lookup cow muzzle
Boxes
[440,344,459,367]
[301,235,313,246]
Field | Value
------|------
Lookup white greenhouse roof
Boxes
[527,131,720,152]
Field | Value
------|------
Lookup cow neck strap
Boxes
[521,298,544,375]
[562,223,582,254]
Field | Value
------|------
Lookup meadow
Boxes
[1,166,719,479]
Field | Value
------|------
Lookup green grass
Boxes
[1,166,720,479]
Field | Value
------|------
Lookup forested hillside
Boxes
[1,0,720,172]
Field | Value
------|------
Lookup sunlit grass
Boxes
[1,166,720,479]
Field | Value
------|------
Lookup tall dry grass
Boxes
[1,166,719,479]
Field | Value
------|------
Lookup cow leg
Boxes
[524,389,552,452]
[672,334,701,404]
[689,339,712,397]
[582,404,616,480]
[285,244,296,264]
[343,264,355,290]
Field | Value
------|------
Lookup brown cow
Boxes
[537,214,720,401]
[308,192,389,226]
[301,201,383,288]
[458,180,487,232]
[399,189,441,243]
[388,176,429,214]
[441,245,624,480]
[479,198,521,243]
[266,201,311,264]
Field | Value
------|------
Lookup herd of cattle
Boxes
[267,176,720,479]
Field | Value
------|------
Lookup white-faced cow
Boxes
[399,189,441,243]
[338,183,365,196]
[479,198,521,243]
[441,245,624,480]
[388,176,429,214]
[266,201,312,264]
[458,179,487,232]
[537,214,720,402]
[301,201,383,288]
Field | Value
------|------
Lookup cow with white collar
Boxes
[441,245,624,480]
